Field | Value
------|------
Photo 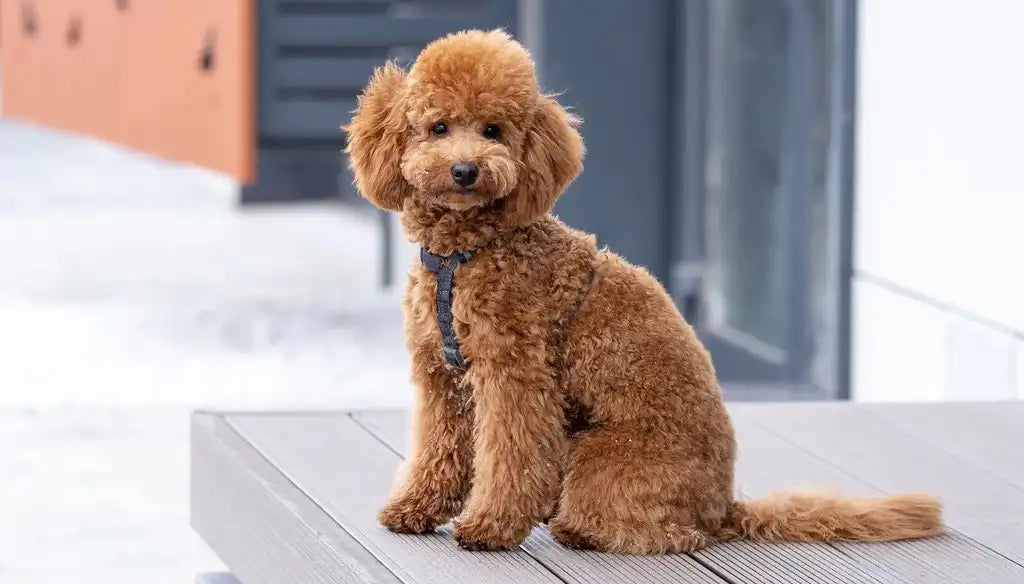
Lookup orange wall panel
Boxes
[0,0,255,181]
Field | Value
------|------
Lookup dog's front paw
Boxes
[378,492,457,534]
[452,512,530,551]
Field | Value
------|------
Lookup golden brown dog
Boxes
[345,29,943,554]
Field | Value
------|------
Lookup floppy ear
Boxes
[506,95,585,224]
[344,62,411,211]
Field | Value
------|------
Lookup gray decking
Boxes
[191,402,1024,583]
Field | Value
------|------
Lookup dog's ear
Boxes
[344,62,411,212]
[506,95,585,224]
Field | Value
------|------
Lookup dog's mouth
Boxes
[425,185,498,211]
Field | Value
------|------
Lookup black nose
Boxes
[451,162,479,188]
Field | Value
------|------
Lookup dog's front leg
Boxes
[378,350,473,534]
[453,341,566,551]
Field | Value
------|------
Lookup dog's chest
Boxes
[407,264,477,367]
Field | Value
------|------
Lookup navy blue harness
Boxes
[420,247,476,369]
[420,245,598,371]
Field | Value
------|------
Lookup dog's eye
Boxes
[430,121,448,136]
[483,124,501,140]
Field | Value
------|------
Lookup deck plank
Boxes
[732,403,1024,569]
[226,413,588,584]
[191,413,402,584]
[354,411,893,584]
[728,409,1024,584]
[351,411,728,584]
[356,407,1024,584]
[193,403,1024,583]
[195,574,242,584]
[859,402,1024,490]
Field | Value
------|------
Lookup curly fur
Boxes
[345,29,944,554]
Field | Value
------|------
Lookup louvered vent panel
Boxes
[261,0,517,140]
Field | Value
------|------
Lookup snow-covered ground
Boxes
[0,120,413,583]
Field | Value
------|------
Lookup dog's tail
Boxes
[719,489,944,543]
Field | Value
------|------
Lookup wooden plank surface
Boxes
[226,413,581,584]
[355,407,1024,584]
[860,402,1024,490]
[354,412,910,584]
[194,403,1024,584]
[190,414,402,584]
[732,403,1024,568]
[728,408,1024,584]
[196,574,242,584]
[858,402,1024,566]
[351,411,728,584]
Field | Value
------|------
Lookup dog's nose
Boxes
[451,162,479,188]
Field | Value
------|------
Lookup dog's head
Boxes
[345,30,584,225]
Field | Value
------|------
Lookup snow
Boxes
[0,119,413,583]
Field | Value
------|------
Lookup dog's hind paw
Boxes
[548,521,598,551]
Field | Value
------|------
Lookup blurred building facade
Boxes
[3,0,1021,403]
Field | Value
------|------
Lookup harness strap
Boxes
[420,246,598,372]
[420,247,475,369]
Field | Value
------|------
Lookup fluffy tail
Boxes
[721,489,944,543]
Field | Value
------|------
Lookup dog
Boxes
[345,29,943,554]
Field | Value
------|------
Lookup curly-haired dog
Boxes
[345,29,943,554]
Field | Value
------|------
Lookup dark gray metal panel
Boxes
[274,15,492,45]
[245,0,517,202]
[264,99,359,138]
[539,0,674,284]
[190,413,402,584]
[242,147,369,205]
[673,0,709,321]
[261,0,517,141]
[833,0,858,400]
[271,56,382,90]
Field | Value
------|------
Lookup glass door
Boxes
[674,0,855,399]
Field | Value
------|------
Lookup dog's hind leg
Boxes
[548,425,726,554]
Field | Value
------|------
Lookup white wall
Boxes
[854,0,1024,401]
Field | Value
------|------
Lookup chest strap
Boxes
[420,247,476,369]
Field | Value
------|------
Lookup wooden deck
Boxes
[191,402,1024,583]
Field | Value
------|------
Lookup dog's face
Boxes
[399,109,526,212]
[346,30,584,224]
